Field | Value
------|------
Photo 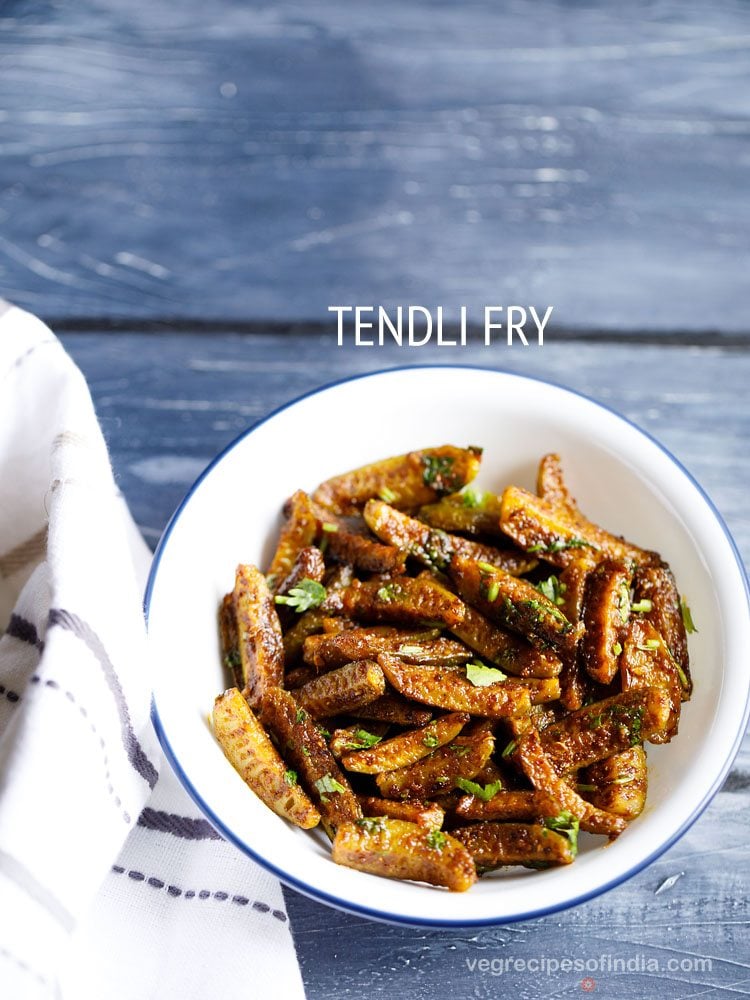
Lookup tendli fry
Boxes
[212,447,693,892]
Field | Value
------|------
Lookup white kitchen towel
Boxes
[0,303,306,1000]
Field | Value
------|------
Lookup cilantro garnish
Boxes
[454,777,502,801]
[376,582,401,603]
[680,597,698,634]
[528,537,598,554]
[283,769,298,787]
[346,729,382,750]
[421,454,458,492]
[537,575,567,606]
[275,578,326,613]
[461,488,486,509]
[357,817,385,833]
[426,829,448,851]
[637,639,661,651]
[618,582,631,623]
[630,599,653,614]
[543,811,580,857]
[466,661,507,687]
[313,773,347,802]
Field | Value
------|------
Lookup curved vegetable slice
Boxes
[266,490,319,588]
[580,746,648,820]
[343,575,466,629]
[364,499,536,576]
[313,445,482,516]
[261,687,361,838]
[450,556,581,658]
[233,563,284,709]
[357,797,445,830]
[452,821,576,870]
[332,818,477,892]
[378,654,531,719]
[375,724,495,800]
[342,712,470,773]
[499,484,659,570]
[212,688,320,829]
[294,659,386,718]
[580,560,632,685]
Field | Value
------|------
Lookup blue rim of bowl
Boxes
[145,363,750,928]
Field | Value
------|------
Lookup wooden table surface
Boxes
[3,0,750,996]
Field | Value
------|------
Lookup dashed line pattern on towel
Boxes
[110,866,287,922]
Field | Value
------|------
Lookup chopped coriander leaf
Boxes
[321,521,339,533]
[675,662,690,690]
[521,598,570,627]
[376,582,401,603]
[537,575,567,606]
[461,488,486,509]
[588,712,605,730]
[295,708,308,723]
[426,829,448,851]
[680,597,698,634]
[283,769,297,787]
[637,639,661,651]
[422,734,440,748]
[528,537,598,554]
[357,817,385,833]
[450,744,471,756]
[611,642,623,657]
[316,725,331,739]
[274,579,326,613]
[397,643,425,658]
[302,747,311,758]
[421,454,458,492]
[377,486,397,504]
[313,773,347,803]
[486,580,500,603]
[630,599,653,614]
[223,650,241,669]
[346,728,382,750]
[466,661,507,687]
[618,583,631,623]
[454,777,502,801]
[501,739,517,758]
[629,707,644,745]
[543,810,579,856]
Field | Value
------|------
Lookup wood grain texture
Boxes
[1,1,749,330]
[60,329,750,1000]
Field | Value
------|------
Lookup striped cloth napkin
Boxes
[0,304,306,1000]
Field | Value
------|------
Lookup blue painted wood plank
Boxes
[1,2,749,330]
[60,329,750,1000]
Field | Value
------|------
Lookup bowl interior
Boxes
[147,366,750,925]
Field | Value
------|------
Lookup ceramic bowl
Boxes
[146,366,750,926]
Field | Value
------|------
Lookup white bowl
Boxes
[146,366,750,926]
